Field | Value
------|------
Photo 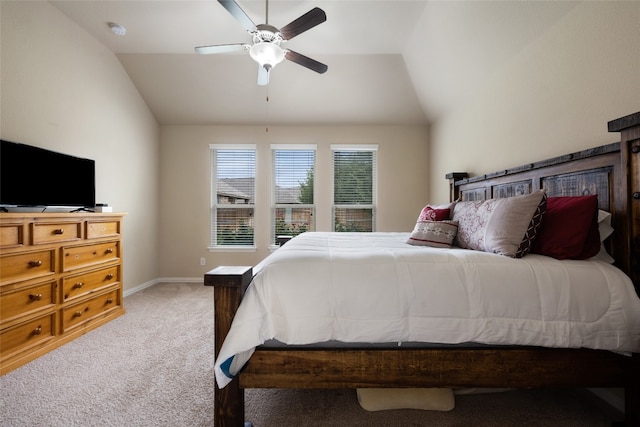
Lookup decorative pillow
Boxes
[531,195,600,260]
[452,190,546,258]
[417,203,453,221]
[516,192,547,257]
[407,220,458,248]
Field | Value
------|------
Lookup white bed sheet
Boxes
[214,232,640,388]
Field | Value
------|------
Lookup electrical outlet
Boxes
[200,258,206,266]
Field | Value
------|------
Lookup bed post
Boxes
[205,266,253,427]
[445,172,468,202]
[608,111,640,294]
[608,111,640,427]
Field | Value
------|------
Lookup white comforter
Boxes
[214,232,640,388]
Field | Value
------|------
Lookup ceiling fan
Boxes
[195,0,327,85]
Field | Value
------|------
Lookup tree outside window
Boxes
[331,146,377,232]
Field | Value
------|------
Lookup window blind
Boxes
[271,147,315,243]
[332,146,377,232]
[210,146,256,247]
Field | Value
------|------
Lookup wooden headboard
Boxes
[446,119,640,297]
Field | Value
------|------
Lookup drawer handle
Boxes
[29,294,43,301]
[28,260,43,267]
[73,311,83,318]
[32,327,42,336]
[53,228,64,235]
[106,298,114,304]
[105,248,114,254]
[106,273,114,280]
[73,282,84,289]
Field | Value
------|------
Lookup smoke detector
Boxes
[109,22,127,36]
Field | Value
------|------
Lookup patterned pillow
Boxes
[516,192,547,257]
[417,204,453,221]
[452,190,546,257]
[407,220,459,248]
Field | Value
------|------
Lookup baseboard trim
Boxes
[123,277,203,297]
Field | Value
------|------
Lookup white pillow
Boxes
[596,209,614,241]
[590,209,615,264]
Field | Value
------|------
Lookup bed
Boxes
[205,111,640,427]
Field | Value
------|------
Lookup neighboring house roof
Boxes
[218,178,302,204]
[217,179,252,202]
[275,186,301,204]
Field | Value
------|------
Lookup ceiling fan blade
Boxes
[257,65,269,86]
[195,43,248,55]
[285,50,328,74]
[279,7,326,40]
[218,0,256,32]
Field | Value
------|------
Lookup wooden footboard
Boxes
[205,111,640,427]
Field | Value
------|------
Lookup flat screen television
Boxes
[0,139,96,209]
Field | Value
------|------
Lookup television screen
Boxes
[0,139,95,209]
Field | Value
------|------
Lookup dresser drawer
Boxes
[0,249,55,285]
[63,265,119,302]
[1,222,25,249]
[86,220,120,239]
[62,241,120,272]
[62,288,120,332]
[1,279,57,325]
[32,221,82,245]
[1,312,55,361]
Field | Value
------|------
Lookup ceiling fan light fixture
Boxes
[249,42,285,70]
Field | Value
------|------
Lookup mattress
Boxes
[214,232,640,388]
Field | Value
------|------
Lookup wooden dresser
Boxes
[0,212,125,375]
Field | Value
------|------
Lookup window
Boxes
[331,145,377,232]
[210,145,256,248]
[271,145,316,244]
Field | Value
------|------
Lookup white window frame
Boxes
[270,144,316,247]
[209,144,257,251]
[330,144,378,232]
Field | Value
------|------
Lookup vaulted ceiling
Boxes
[50,0,579,126]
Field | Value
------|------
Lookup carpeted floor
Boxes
[0,282,619,426]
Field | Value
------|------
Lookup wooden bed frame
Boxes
[205,112,640,427]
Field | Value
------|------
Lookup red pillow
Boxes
[418,206,451,221]
[531,195,600,260]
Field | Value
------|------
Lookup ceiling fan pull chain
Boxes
[265,87,270,133]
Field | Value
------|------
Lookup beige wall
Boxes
[0,1,161,292]
[159,125,430,276]
[425,1,640,202]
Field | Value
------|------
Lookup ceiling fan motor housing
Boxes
[253,24,283,44]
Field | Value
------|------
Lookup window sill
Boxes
[208,246,257,252]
